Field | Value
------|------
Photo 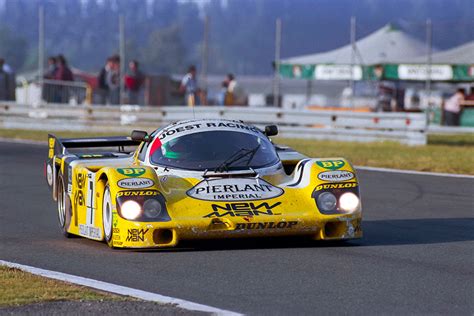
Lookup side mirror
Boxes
[131,130,150,142]
[264,125,278,136]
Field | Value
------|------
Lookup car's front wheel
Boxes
[57,174,72,238]
[102,184,114,248]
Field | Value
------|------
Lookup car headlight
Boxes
[121,200,142,220]
[143,199,162,218]
[339,192,360,213]
[317,192,337,212]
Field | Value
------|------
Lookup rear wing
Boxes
[48,134,141,157]
[46,134,142,198]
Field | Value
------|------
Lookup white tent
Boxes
[411,40,474,64]
[281,24,429,65]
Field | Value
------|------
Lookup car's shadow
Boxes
[132,217,474,253]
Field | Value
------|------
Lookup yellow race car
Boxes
[45,119,362,249]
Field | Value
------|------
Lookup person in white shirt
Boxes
[444,89,465,126]
[180,65,198,106]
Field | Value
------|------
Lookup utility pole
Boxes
[273,18,282,107]
[201,15,209,102]
[425,18,432,124]
[38,5,45,98]
[119,15,125,105]
[350,16,356,108]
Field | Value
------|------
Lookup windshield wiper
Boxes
[214,144,261,173]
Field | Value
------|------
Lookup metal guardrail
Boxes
[427,125,474,134]
[0,102,432,145]
[16,80,91,105]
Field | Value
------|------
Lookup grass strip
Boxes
[0,266,126,307]
[0,128,472,174]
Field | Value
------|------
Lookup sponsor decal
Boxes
[318,170,354,182]
[236,221,298,230]
[112,211,118,228]
[126,228,149,242]
[117,190,159,197]
[315,65,362,80]
[114,241,123,246]
[117,168,146,177]
[204,202,282,218]
[187,178,284,201]
[74,172,86,208]
[117,177,154,189]
[79,154,104,158]
[48,137,55,159]
[315,182,357,191]
[113,228,120,233]
[113,235,121,240]
[398,64,452,81]
[316,160,345,170]
[159,121,261,141]
[73,170,95,227]
[79,224,101,239]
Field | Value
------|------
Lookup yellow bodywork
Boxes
[61,158,362,248]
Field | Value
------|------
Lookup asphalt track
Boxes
[1,141,473,315]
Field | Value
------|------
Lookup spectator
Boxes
[1,58,12,74]
[444,88,465,126]
[0,58,15,101]
[52,55,74,103]
[124,60,145,105]
[376,82,394,112]
[217,80,228,105]
[224,73,246,106]
[0,58,8,101]
[43,56,58,103]
[465,86,474,102]
[224,74,235,105]
[180,65,198,106]
[97,57,113,104]
[54,55,74,82]
[107,55,121,105]
[44,56,57,79]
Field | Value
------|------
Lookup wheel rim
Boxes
[57,179,66,227]
[103,186,113,241]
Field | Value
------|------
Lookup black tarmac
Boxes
[0,141,473,315]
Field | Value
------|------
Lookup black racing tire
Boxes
[102,183,115,248]
[57,174,73,238]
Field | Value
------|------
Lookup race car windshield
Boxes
[149,130,279,171]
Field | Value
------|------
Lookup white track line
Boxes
[355,166,474,179]
[0,260,241,316]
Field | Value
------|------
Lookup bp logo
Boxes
[117,168,146,177]
[316,160,345,170]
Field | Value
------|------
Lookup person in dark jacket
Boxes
[97,57,113,104]
[0,58,8,101]
[53,55,74,103]
[43,56,58,103]
[124,60,145,105]
[54,55,73,82]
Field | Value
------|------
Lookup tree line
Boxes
[0,0,472,75]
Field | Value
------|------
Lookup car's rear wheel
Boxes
[57,174,72,238]
[102,184,114,248]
